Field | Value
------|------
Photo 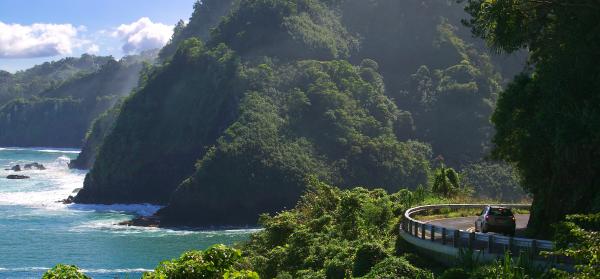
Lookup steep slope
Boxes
[159,60,431,226]
[68,104,121,170]
[75,0,361,205]
[210,0,357,61]
[70,0,237,167]
[158,0,236,61]
[75,40,244,204]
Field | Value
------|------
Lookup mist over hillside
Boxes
[0,51,157,148]
[0,54,113,105]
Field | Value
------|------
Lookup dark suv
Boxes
[475,206,516,236]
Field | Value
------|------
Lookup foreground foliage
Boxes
[142,245,258,279]
[42,264,90,279]
[550,213,600,278]
[241,178,433,278]
[47,183,599,278]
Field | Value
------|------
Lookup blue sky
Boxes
[0,0,196,72]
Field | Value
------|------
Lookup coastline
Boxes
[117,214,262,231]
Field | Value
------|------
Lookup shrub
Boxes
[550,213,600,278]
[142,244,254,279]
[352,242,389,277]
[324,258,350,279]
[360,256,433,278]
[42,264,90,279]
[440,268,469,279]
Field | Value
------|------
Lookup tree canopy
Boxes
[464,0,600,235]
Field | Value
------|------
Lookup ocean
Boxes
[0,148,256,278]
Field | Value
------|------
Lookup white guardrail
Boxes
[400,204,558,264]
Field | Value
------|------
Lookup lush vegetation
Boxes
[239,178,433,278]
[159,57,431,225]
[158,0,236,61]
[340,0,511,167]
[75,40,245,204]
[32,0,600,277]
[463,0,600,236]
[461,162,525,202]
[77,0,525,226]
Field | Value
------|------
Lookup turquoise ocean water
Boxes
[0,148,255,278]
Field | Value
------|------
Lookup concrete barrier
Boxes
[399,204,559,266]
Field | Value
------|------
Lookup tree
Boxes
[432,165,461,197]
[142,245,258,279]
[463,0,600,236]
[42,265,90,279]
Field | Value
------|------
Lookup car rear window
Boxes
[488,208,513,217]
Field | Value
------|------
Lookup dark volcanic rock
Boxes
[10,165,21,171]
[58,188,82,204]
[59,195,75,204]
[24,162,46,170]
[118,216,160,227]
[7,175,29,179]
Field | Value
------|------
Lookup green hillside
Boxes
[75,0,523,225]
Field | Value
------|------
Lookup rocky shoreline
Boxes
[118,216,161,228]
[4,162,47,180]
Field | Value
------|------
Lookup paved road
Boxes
[426,214,530,237]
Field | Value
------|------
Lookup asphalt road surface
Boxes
[426,214,530,237]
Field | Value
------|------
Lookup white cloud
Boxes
[113,17,172,54]
[86,44,100,54]
[0,21,81,58]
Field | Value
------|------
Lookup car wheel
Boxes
[474,222,479,232]
[482,224,487,234]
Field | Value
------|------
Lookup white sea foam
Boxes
[0,159,86,210]
[0,267,51,272]
[0,147,80,154]
[36,149,80,154]
[68,203,163,216]
[81,268,152,273]
[71,217,199,236]
[1,149,223,236]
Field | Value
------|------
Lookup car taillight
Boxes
[512,216,515,221]
[485,215,489,221]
